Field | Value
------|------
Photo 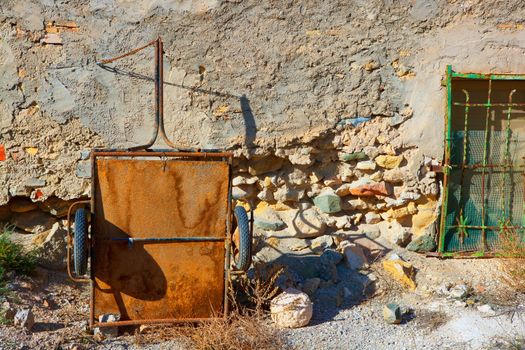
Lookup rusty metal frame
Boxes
[88,150,234,328]
[64,38,242,328]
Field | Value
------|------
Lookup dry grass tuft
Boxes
[233,263,284,315]
[188,313,284,350]
[497,225,525,293]
[367,261,404,299]
[134,313,285,350]
[133,263,287,349]
[414,309,449,329]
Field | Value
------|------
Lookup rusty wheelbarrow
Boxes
[66,38,253,328]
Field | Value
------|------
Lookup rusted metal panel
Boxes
[92,158,230,323]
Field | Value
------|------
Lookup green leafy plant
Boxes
[456,210,469,244]
[0,226,38,283]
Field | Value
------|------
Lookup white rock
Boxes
[254,207,286,231]
[340,241,368,269]
[388,252,403,261]
[257,188,275,202]
[400,191,421,201]
[288,149,315,166]
[384,197,407,208]
[232,185,256,200]
[232,175,258,186]
[280,208,326,238]
[343,198,369,210]
[270,288,313,328]
[94,314,120,339]
[274,185,304,203]
[449,284,468,299]
[477,304,496,316]
[365,212,381,224]
[310,235,334,253]
[334,215,351,229]
[356,160,376,171]
[14,309,34,330]
[379,221,412,247]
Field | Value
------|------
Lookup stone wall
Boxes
[2,0,525,253]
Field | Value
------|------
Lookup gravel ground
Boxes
[283,293,525,350]
[0,254,524,349]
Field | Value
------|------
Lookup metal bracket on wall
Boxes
[97,37,197,152]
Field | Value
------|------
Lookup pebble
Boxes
[383,303,401,324]
[14,309,35,330]
[449,284,468,299]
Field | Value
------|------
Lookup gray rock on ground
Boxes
[383,303,401,324]
[449,284,469,299]
[302,277,321,297]
[406,234,436,252]
[254,207,286,231]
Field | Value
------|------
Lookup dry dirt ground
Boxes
[0,254,524,350]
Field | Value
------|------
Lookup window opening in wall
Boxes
[439,66,525,255]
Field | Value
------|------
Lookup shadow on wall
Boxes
[97,63,257,151]
[240,94,257,152]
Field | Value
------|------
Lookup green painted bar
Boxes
[439,65,453,253]
[451,72,525,80]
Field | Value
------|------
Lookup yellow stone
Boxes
[213,105,229,116]
[388,207,407,219]
[376,135,388,144]
[262,176,273,188]
[412,197,438,238]
[375,155,403,169]
[306,29,321,37]
[25,147,38,155]
[272,202,295,211]
[386,202,417,219]
[382,259,417,290]
[266,237,280,248]
[407,202,417,214]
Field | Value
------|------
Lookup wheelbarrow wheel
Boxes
[74,208,89,276]
[233,206,252,271]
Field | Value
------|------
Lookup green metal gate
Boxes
[439,66,525,255]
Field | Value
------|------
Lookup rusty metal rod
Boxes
[92,151,232,158]
[93,317,226,328]
[97,39,157,64]
[109,237,225,245]
[97,38,199,152]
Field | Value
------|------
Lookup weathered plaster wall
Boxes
[1,1,525,251]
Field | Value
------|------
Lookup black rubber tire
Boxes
[233,206,252,271]
[74,208,89,276]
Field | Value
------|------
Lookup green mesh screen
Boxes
[443,121,525,252]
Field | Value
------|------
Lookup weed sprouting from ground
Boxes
[414,309,449,329]
[232,263,284,316]
[0,225,38,287]
[497,225,525,293]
